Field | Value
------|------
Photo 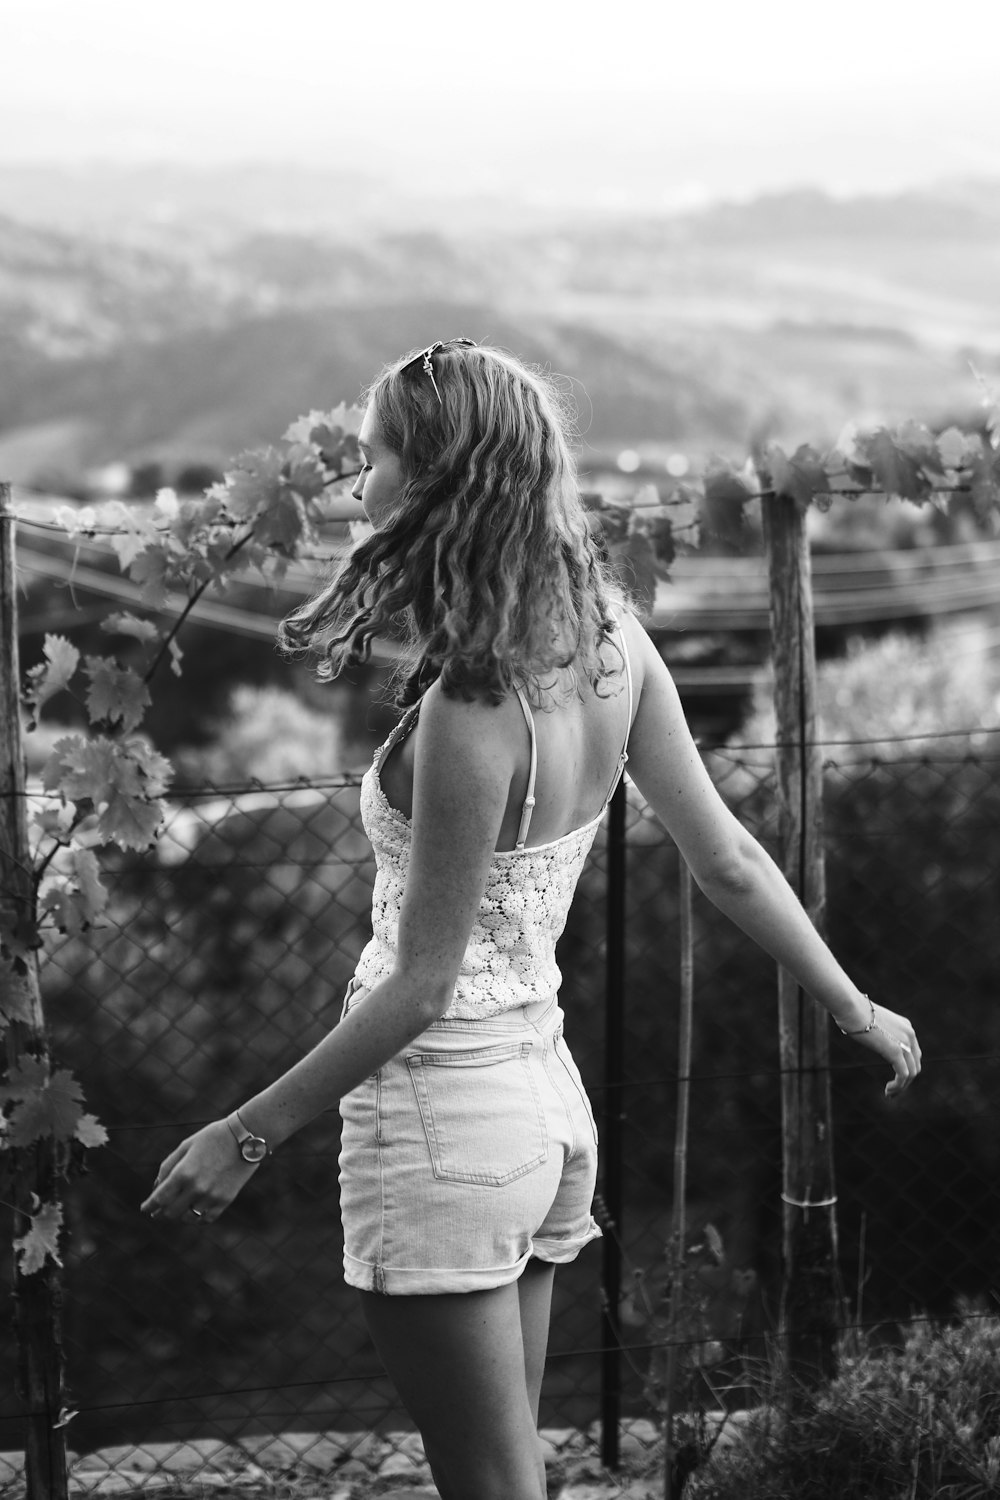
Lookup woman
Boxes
[142,339,920,1500]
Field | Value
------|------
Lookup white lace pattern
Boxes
[353,756,603,1019]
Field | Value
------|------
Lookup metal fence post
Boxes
[663,860,694,1500]
[599,777,627,1468]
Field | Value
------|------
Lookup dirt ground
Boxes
[0,1421,670,1499]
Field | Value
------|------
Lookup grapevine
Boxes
[2,379,1000,1277]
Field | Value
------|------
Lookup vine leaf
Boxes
[859,428,929,502]
[223,448,285,521]
[101,612,161,645]
[32,802,77,839]
[0,1059,107,1148]
[768,444,831,511]
[0,933,38,1010]
[127,546,170,609]
[153,488,180,523]
[253,485,311,555]
[23,635,80,727]
[84,657,151,733]
[105,504,163,570]
[39,848,109,935]
[74,1112,109,1148]
[667,485,701,538]
[13,1201,64,1276]
[703,467,753,548]
[935,427,965,470]
[896,419,944,476]
[41,735,172,850]
[969,443,1000,518]
[284,401,362,447]
[284,409,332,445]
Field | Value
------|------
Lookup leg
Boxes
[518,1256,556,1425]
[359,1281,547,1500]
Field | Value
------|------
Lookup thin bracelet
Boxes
[837,994,877,1036]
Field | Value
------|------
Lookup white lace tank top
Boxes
[352,627,634,1019]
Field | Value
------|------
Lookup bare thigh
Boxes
[359,1269,553,1500]
[518,1257,556,1423]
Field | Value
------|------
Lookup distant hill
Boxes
[3,161,1000,242]
[1,174,999,485]
[0,300,750,469]
[0,212,251,357]
[674,182,1000,241]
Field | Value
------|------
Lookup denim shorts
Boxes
[338,981,602,1295]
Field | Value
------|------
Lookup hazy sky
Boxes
[6,0,1000,208]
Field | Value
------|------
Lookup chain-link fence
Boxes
[2,731,999,1481]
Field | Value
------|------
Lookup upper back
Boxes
[378,615,640,852]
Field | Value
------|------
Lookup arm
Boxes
[142,685,520,1221]
[622,615,920,1094]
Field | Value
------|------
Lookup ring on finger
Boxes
[191,1208,204,1219]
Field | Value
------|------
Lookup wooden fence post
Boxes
[760,485,843,1385]
[0,484,70,1500]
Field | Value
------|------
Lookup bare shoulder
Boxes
[415,680,522,761]
[618,608,659,681]
[411,680,523,810]
[616,607,679,713]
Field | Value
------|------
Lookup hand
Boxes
[140,1120,261,1224]
[843,1001,921,1099]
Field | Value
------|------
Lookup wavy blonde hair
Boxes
[279,341,625,705]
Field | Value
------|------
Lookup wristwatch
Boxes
[225,1109,269,1164]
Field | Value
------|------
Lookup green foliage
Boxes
[4,389,1000,1285]
[172,684,346,785]
[2,403,366,1272]
[738,618,1000,758]
[41,733,172,850]
[0,1058,106,1149]
[23,633,80,727]
[689,1316,1000,1499]
[616,1221,758,1415]
[12,1201,64,1276]
[38,844,108,934]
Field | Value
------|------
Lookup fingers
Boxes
[884,1046,912,1098]
[140,1153,214,1222]
[141,1121,253,1223]
[875,1009,921,1098]
[153,1139,192,1184]
[842,1002,921,1099]
[142,1176,221,1223]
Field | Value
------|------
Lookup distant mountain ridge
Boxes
[1,172,998,484]
[2,161,1000,242]
[0,300,750,470]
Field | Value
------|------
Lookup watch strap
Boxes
[225,1108,269,1161]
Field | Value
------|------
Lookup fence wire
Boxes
[2,737,999,1484]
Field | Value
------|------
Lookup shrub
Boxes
[689,1313,1000,1499]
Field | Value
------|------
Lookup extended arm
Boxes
[142,687,520,1221]
[622,615,920,1093]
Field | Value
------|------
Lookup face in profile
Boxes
[352,408,405,529]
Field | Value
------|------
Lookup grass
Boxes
[685,1314,1000,1499]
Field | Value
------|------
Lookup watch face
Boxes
[240,1137,268,1163]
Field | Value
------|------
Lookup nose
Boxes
[351,473,364,502]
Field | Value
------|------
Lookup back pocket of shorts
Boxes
[406,1042,548,1186]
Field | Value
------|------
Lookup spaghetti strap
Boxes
[376,699,422,776]
[513,688,538,851]
[603,620,634,809]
